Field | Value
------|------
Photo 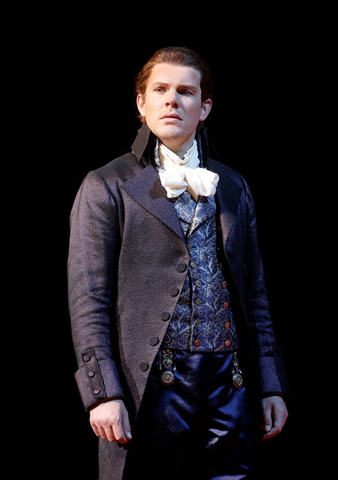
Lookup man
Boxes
[68,46,290,479]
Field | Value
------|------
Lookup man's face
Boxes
[137,63,212,156]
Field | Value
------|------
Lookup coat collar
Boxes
[131,124,154,165]
[131,123,211,168]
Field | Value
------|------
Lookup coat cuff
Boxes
[74,348,124,411]
[257,346,291,397]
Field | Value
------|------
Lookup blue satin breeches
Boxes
[123,351,257,480]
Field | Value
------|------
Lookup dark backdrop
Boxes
[25,17,320,479]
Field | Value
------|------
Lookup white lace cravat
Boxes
[157,140,219,201]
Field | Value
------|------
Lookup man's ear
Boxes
[200,98,212,121]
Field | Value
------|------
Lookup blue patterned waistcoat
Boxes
[161,191,239,352]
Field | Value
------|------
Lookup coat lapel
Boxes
[121,164,185,241]
[209,160,243,244]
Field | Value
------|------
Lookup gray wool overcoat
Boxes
[67,124,290,479]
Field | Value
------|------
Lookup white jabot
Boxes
[157,140,219,201]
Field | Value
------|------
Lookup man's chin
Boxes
[156,125,184,140]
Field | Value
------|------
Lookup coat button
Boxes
[150,336,159,346]
[88,371,95,378]
[139,362,149,372]
[160,311,171,321]
[169,286,179,297]
[83,355,90,362]
[176,262,187,272]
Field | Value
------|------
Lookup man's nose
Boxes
[165,91,179,107]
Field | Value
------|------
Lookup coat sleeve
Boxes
[67,170,124,410]
[225,173,291,398]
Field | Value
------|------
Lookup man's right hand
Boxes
[89,399,132,444]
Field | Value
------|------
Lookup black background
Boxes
[20,11,325,479]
